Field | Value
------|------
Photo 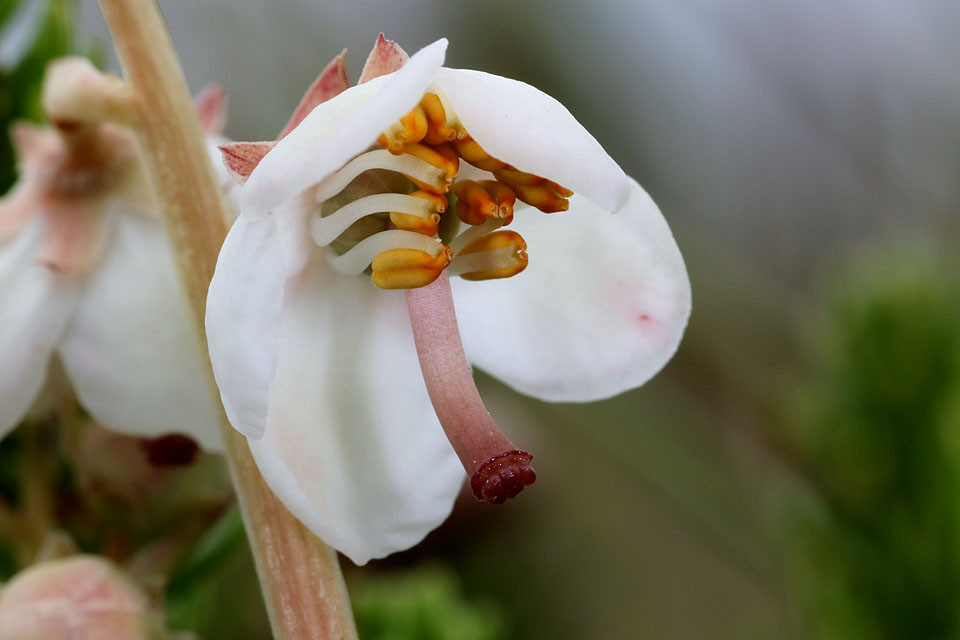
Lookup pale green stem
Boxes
[95,1,358,637]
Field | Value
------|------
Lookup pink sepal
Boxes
[194,84,228,136]
[279,51,350,139]
[358,34,409,84]
[219,141,277,185]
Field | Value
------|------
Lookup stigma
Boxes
[407,272,536,504]
[307,89,572,291]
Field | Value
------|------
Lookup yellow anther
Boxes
[420,93,466,144]
[480,180,516,223]
[378,105,429,154]
[371,245,453,289]
[454,230,528,281]
[452,179,516,226]
[403,143,459,194]
[389,190,447,236]
[452,179,499,226]
[454,137,507,172]
[494,169,571,213]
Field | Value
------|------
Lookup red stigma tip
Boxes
[470,450,536,504]
[141,433,199,467]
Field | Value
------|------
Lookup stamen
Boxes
[452,179,498,226]
[448,217,504,255]
[310,192,440,246]
[389,190,446,236]
[402,143,459,189]
[323,229,447,276]
[314,149,448,203]
[378,105,428,154]
[406,273,536,504]
[448,230,528,281]
[371,247,451,289]
[494,169,572,213]
[493,169,572,195]
[479,180,516,222]
[454,137,507,172]
[420,91,466,144]
[452,179,515,226]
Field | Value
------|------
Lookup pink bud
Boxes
[0,556,162,640]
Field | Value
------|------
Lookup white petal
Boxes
[241,38,448,217]
[0,219,79,437]
[452,178,690,402]
[433,67,630,213]
[205,214,284,439]
[248,254,463,565]
[59,212,222,450]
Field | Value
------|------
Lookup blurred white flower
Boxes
[0,57,229,450]
[206,36,691,564]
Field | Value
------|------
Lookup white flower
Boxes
[0,57,228,450]
[207,36,691,564]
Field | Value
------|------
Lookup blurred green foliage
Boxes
[790,244,960,639]
[352,565,504,640]
[165,506,272,640]
[0,0,75,192]
[164,505,505,640]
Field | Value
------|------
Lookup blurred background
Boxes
[2,0,960,637]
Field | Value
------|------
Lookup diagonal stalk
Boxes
[96,1,358,637]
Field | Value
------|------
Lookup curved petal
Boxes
[0,219,79,437]
[452,178,691,402]
[59,212,222,450]
[249,253,463,565]
[205,215,285,439]
[241,38,448,217]
[433,67,630,213]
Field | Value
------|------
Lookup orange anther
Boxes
[420,93,458,145]
[390,211,441,236]
[479,180,516,223]
[403,143,459,193]
[494,169,571,213]
[494,168,572,197]
[457,230,528,281]
[452,179,499,226]
[454,137,507,172]
[493,168,544,186]
[371,246,452,289]
[378,105,428,154]
[452,180,516,225]
[389,190,446,236]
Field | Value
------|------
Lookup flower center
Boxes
[308,90,572,291]
[304,90,573,504]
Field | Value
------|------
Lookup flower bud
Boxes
[0,556,163,640]
[41,57,135,128]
